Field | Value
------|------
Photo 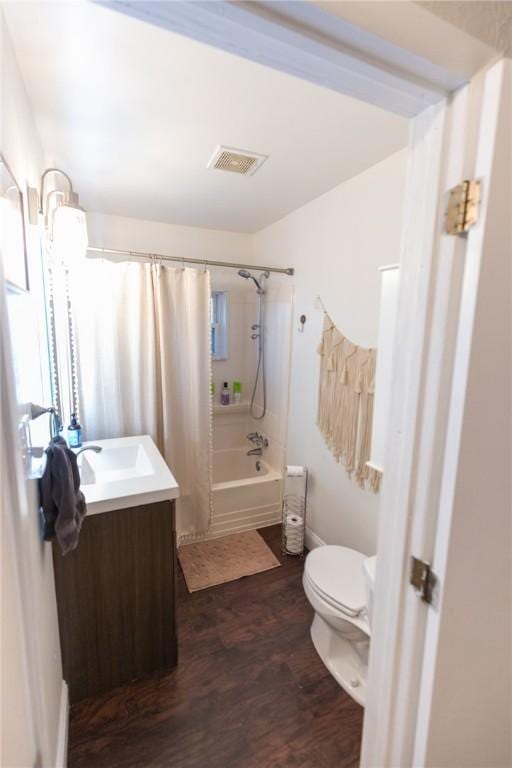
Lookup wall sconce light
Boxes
[26,168,88,432]
[51,204,88,263]
[29,167,88,261]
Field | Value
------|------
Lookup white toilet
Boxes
[303,546,377,707]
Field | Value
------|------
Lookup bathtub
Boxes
[209,448,282,538]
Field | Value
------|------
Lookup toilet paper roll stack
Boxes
[284,512,305,555]
[284,465,307,500]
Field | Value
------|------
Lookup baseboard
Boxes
[305,527,326,551]
[55,680,69,768]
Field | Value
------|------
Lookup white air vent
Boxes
[207,145,268,176]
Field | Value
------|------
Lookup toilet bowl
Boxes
[303,546,377,707]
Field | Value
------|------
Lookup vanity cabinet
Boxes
[53,499,177,704]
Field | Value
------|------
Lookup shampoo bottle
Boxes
[67,413,82,448]
[221,382,230,405]
[233,381,242,404]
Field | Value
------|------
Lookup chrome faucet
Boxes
[246,432,268,456]
[75,445,103,458]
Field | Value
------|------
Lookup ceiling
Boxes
[418,2,512,56]
[4,1,408,233]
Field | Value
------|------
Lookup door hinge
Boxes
[410,556,437,605]
[445,179,480,235]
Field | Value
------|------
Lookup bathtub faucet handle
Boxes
[246,432,269,448]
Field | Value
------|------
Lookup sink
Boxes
[76,435,179,516]
[79,443,154,486]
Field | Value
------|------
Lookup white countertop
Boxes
[77,435,179,516]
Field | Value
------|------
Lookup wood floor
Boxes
[68,525,363,768]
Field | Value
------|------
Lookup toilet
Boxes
[303,546,377,707]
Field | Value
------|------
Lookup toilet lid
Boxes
[304,546,366,616]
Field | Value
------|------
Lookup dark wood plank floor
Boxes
[68,525,363,768]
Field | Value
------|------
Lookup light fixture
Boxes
[33,167,88,261]
[51,205,88,263]
[29,169,88,434]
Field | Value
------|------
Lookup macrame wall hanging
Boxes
[317,313,382,492]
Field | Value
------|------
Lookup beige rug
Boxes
[178,530,281,593]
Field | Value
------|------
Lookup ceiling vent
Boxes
[207,146,268,176]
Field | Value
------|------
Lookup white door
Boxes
[362,57,511,768]
[412,56,511,768]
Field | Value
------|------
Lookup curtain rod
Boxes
[87,246,294,276]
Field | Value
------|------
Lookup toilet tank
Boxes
[363,556,377,630]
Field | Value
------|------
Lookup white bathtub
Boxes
[213,450,277,484]
[209,448,282,538]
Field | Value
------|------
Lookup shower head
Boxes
[237,269,268,295]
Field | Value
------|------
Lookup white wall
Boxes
[86,210,253,265]
[254,149,408,555]
[1,13,64,768]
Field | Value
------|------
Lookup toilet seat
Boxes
[303,572,366,620]
[304,546,367,618]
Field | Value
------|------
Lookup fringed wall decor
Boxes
[317,313,382,492]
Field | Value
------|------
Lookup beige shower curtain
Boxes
[72,258,212,539]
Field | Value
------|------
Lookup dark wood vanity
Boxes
[53,499,177,704]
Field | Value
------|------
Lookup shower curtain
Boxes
[71,257,212,540]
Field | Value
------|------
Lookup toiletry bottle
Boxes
[67,413,82,448]
[210,382,216,399]
[233,380,242,404]
[221,382,230,405]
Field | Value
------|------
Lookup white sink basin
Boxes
[76,435,179,516]
[80,443,154,486]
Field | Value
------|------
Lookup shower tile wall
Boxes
[210,276,258,421]
[210,270,293,472]
[253,283,293,470]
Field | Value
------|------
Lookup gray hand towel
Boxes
[40,436,87,555]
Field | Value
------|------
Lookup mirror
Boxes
[0,156,29,292]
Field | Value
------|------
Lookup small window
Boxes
[211,291,228,360]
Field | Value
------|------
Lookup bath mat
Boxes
[178,530,281,593]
